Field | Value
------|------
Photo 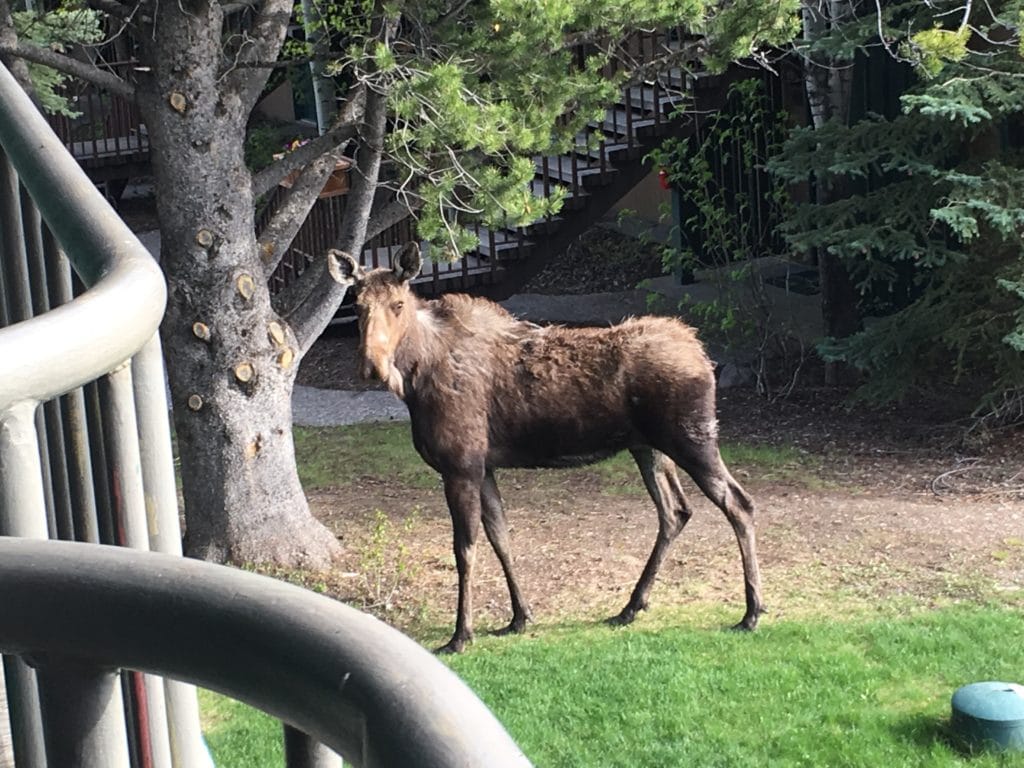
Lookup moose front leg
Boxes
[438,472,484,654]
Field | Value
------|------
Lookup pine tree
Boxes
[768,0,1024,424]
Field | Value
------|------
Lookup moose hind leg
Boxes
[481,470,532,635]
[438,473,484,654]
[674,439,765,631]
[609,448,692,626]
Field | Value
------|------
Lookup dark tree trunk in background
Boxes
[801,0,863,385]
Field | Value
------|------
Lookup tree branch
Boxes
[252,124,358,198]
[287,85,389,355]
[220,0,258,13]
[229,0,293,107]
[258,151,344,279]
[623,40,705,90]
[85,0,143,22]
[0,0,34,97]
[365,193,420,242]
[0,42,136,101]
[251,84,364,198]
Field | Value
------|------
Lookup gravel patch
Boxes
[293,385,408,427]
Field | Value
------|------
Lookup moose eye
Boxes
[391,301,404,315]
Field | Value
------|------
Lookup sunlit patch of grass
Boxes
[293,423,438,490]
[199,690,282,767]
[295,423,825,495]
[445,603,1024,768]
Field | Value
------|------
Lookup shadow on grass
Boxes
[891,713,964,756]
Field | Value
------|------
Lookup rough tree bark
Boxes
[124,0,353,565]
[0,0,411,567]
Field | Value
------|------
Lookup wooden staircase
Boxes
[41,31,738,311]
[266,32,737,314]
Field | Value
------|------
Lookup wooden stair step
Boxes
[534,155,619,187]
[574,138,640,161]
[623,85,686,115]
[593,108,659,138]
[530,179,590,209]
[469,226,533,260]
[570,129,641,158]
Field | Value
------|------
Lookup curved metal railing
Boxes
[0,538,531,767]
[0,59,530,768]
[0,56,198,768]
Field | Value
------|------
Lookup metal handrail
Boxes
[0,57,531,767]
[0,538,532,768]
[0,62,165,413]
[0,58,204,768]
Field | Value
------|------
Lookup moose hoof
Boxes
[434,634,471,655]
[730,614,761,632]
[494,617,528,636]
[605,608,638,627]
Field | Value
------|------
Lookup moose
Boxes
[329,242,764,653]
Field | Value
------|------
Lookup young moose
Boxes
[329,243,764,653]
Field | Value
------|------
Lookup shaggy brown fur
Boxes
[330,243,764,653]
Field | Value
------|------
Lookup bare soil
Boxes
[297,333,1024,642]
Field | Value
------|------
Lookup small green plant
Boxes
[244,121,289,173]
[357,508,421,612]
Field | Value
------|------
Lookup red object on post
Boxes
[658,167,670,190]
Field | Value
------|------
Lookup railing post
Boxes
[0,400,51,768]
[284,725,344,768]
[99,363,174,768]
[133,334,215,768]
[34,660,131,768]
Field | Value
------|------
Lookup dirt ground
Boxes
[297,333,1024,642]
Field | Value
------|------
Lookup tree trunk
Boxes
[301,0,337,135]
[801,0,862,384]
[137,1,341,566]
[816,199,862,340]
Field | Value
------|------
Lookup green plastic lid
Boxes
[951,681,1024,753]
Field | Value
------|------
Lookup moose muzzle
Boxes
[359,322,405,398]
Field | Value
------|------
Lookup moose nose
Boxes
[361,355,389,382]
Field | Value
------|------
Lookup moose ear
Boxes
[327,249,363,286]
[393,242,422,283]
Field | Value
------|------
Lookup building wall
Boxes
[609,167,671,224]
[256,80,298,123]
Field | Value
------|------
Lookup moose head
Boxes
[327,243,422,397]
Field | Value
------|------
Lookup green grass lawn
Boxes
[204,423,1022,766]
[201,601,1024,767]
